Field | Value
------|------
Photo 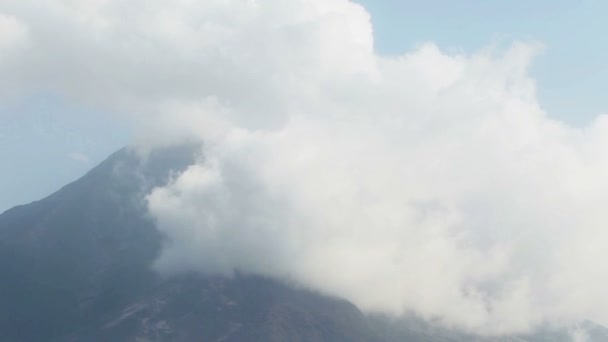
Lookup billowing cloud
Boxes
[146,42,608,334]
[0,0,374,137]
[2,0,608,337]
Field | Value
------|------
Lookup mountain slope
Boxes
[0,146,380,342]
[0,146,182,341]
[1,146,607,341]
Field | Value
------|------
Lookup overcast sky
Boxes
[1,0,607,213]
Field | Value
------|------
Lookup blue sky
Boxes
[0,95,130,212]
[358,0,608,123]
[1,0,607,213]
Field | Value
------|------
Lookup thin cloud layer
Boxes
[2,0,608,336]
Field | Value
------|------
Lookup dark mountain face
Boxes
[0,146,190,341]
[0,146,379,342]
[0,146,607,342]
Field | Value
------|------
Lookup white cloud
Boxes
[146,38,608,334]
[2,0,608,337]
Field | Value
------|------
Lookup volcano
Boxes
[1,145,606,341]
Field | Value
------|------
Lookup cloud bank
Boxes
[3,0,608,336]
